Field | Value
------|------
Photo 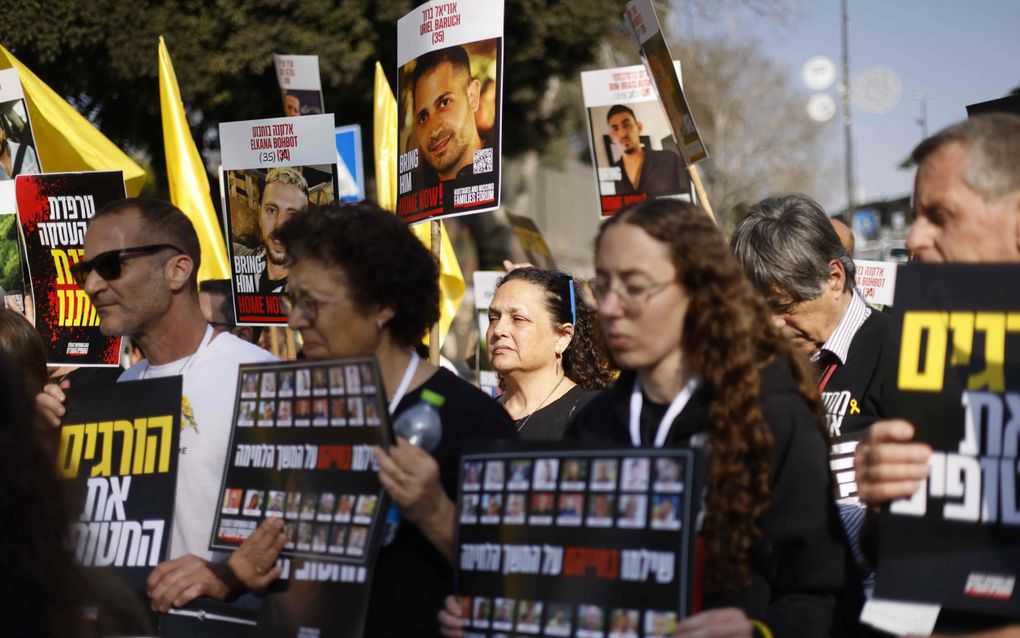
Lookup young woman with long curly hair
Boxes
[487,267,613,439]
[565,199,847,637]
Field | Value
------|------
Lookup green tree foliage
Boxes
[1,0,620,194]
[0,215,24,291]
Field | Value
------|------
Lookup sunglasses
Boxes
[70,244,185,288]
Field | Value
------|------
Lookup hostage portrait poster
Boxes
[16,170,126,366]
[876,264,1020,617]
[0,67,42,181]
[219,113,339,325]
[0,181,27,310]
[212,358,392,638]
[581,64,691,218]
[396,0,503,223]
[273,54,325,117]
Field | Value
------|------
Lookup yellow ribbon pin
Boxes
[182,395,199,431]
[849,399,860,415]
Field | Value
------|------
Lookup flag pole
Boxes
[686,164,715,224]
[429,219,442,365]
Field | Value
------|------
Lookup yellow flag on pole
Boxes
[373,62,464,346]
[0,44,147,196]
[158,36,230,282]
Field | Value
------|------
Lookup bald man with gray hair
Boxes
[854,113,1020,637]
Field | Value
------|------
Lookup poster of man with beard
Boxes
[219,113,338,325]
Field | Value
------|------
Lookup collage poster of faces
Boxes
[218,112,339,325]
[395,0,504,222]
[456,449,701,638]
[211,357,389,566]
[580,64,691,218]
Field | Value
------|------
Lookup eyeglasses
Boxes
[70,244,184,288]
[589,277,675,314]
[281,290,331,324]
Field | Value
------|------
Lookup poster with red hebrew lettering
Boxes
[219,113,339,325]
[396,0,503,223]
[273,54,326,117]
[210,357,392,638]
[16,171,125,366]
[580,64,691,218]
[455,446,704,636]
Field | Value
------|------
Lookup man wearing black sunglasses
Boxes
[37,197,276,613]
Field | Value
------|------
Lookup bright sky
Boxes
[678,0,1020,211]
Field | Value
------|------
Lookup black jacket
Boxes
[566,358,848,637]
[822,309,891,438]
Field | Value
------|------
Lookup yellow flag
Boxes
[373,62,464,346]
[0,45,147,196]
[158,37,230,282]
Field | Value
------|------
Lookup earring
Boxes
[376,320,384,331]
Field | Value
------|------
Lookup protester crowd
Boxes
[2,111,1020,638]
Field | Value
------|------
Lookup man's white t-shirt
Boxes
[120,327,278,560]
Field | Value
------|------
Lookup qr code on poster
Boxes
[473,148,493,174]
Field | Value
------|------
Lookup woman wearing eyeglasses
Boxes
[570,199,846,637]
[486,268,613,440]
[227,201,515,637]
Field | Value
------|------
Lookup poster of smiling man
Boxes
[396,0,503,223]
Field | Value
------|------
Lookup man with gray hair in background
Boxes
[731,194,890,441]
[731,195,891,635]
[233,166,309,293]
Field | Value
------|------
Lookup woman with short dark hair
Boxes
[228,201,516,637]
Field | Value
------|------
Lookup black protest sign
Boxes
[211,358,391,638]
[57,376,182,597]
[876,264,1020,616]
[456,447,701,637]
[16,171,126,365]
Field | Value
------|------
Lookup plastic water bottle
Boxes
[381,389,445,546]
[392,389,445,451]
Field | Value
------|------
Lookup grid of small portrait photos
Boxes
[456,450,697,638]
[236,360,381,428]
[212,358,390,563]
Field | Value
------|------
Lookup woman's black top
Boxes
[566,358,848,637]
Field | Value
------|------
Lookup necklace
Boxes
[514,374,567,433]
[140,325,213,380]
[139,326,214,432]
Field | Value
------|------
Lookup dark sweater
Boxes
[364,369,516,637]
[566,358,848,637]
[821,309,891,438]
[514,386,600,442]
